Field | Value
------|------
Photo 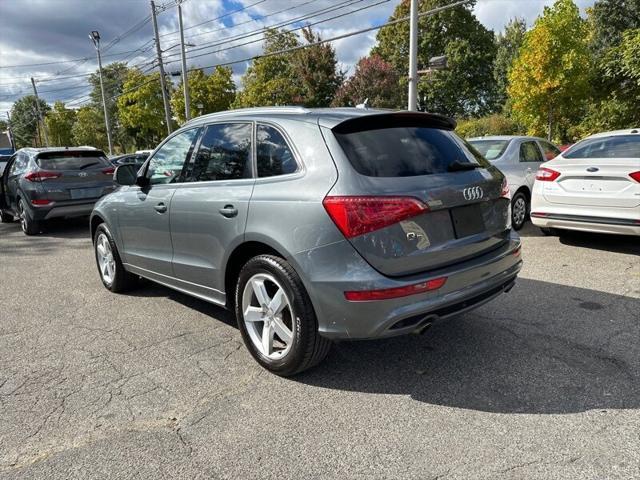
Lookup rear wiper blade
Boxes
[79,162,100,169]
[448,160,480,172]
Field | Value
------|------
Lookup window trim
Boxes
[255,121,302,180]
[141,126,202,186]
[519,140,544,163]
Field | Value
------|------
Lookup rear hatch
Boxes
[322,112,511,277]
[32,150,116,202]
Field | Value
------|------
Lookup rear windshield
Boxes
[334,127,485,177]
[467,139,510,160]
[564,135,640,159]
[36,151,110,170]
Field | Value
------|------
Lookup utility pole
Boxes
[30,77,49,147]
[407,0,419,111]
[151,0,173,134]
[177,0,191,121]
[89,31,114,155]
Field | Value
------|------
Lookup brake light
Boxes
[102,167,115,175]
[323,196,429,238]
[344,277,447,301]
[24,171,62,182]
[500,177,510,199]
[536,167,560,181]
[629,171,640,183]
[31,199,52,206]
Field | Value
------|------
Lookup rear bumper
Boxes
[30,200,97,220]
[292,230,522,340]
[531,213,640,236]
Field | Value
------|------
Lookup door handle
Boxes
[154,202,167,213]
[219,205,238,218]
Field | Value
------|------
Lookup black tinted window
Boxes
[519,142,543,162]
[188,123,252,182]
[36,151,110,170]
[257,125,297,177]
[564,135,640,159]
[334,127,481,177]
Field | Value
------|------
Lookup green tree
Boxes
[493,18,526,111]
[88,62,130,150]
[456,113,521,138]
[373,0,497,116]
[589,0,640,55]
[45,101,77,146]
[508,0,591,141]
[9,95,50,148]
[171,67,236,124]
[332,55,402,108]
[72,106,107,150]
[117,69,169,148]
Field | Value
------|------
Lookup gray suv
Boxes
[0,147,116,235]
[91,108,522,375]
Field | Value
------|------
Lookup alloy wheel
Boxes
[96,233,116,285]
[513,196,527,228]
[18,201,27,233]
[241,273,295,360]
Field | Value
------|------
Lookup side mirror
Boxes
[114,164,137,186]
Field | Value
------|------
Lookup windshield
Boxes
[36,151,110,170]
[467,139,510,161]
[563,135,640,159]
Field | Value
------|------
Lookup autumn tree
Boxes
[171,67,236,124]
[456,114,521,138]
[373,0,497,116]
[332,55,402,108]
[9,95,50,148]
[493,18,526,111]
[117,69,170,148]
[45,101,77,146]
[508,0,591,141]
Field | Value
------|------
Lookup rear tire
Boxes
[0,210,13,223]
[511,192,528,231]
[93,223,139,293]
[18,199,40,235]
[235,254,331,376]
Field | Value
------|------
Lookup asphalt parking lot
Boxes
[0,218,638,479]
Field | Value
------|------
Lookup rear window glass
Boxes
[564,135,640,159]
[467,139,510,160]
[334,127,484,177]
[36,151,110,170]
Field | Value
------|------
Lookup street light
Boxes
[89,30,113,155]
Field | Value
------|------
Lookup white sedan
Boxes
[531,129,640,236]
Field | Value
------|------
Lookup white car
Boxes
[467,136,561,230]
[530,129,640,236]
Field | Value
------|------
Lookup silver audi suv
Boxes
[90,107,522,375]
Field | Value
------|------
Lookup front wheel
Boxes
[511,192,528,231]
[93,223,139,293]
[235,255,331,376]
[18,199,40,235]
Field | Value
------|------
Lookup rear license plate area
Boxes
[450,204,485,238]
[70,187,102,199]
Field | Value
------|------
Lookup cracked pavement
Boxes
[0,218,638,479]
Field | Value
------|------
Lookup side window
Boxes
[519,141,543,163]
[539,140,561,161]
[147,128,199,185]
[9,153,27,175]
[187,123,252,182]
[257,124,298,177]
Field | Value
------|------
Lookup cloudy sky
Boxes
[0,0,595,118]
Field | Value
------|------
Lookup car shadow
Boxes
[295,278,640,415]
[40,217,91,240]
[558,230,640,256]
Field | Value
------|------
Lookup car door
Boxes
[5,153,27,213]
[170,122,254,302]
[519,140,544,189]
[117,128,200,276]
[0,154,16,210]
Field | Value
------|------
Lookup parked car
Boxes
[110,152,149,170]
[531,128,640,236]
[90,107,522,375]
[0,147,117,235]
[467,135,561,230]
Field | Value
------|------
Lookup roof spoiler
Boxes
[332,111,456,134]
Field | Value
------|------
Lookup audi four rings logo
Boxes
[463,186,483,201]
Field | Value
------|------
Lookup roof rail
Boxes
[184,106,311,126]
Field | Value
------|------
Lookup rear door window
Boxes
[564,135,640,159]
[538,140,561,161]
[187,123,252,182]
[257,124,298,177]
[334,127,482,177]
[519,141,543,162]
[36,151,110,170]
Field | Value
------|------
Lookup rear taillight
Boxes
[102,167,115,175]
[629,171,640,183]
[344,277,447,301]
[31,199,52,206]
[500,177,510,199]
[535,167,560,182]
[322,196,429,239]
[24,171,62,182]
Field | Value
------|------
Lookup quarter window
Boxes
[187,123,252,182]
[519,141,543,163]
[147,128,200,185]
[539,140,561,161]
[257,125,297,177]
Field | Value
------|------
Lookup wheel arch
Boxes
[513,185,531,201]
[90,213,105,241]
